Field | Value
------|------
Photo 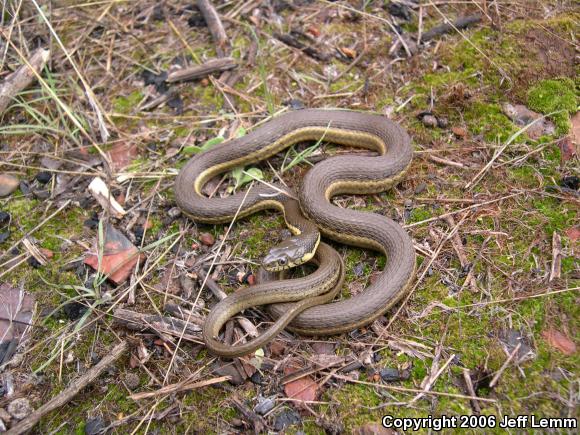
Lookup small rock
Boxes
[421,115,438,128]
[379,367,410,382]
[0,232,9,243]
[85,416,107,435]
[167,207,182,218]
[7,398,32,420]
[274,409,301,431]
[353,262,365,277]
[124,372,140,390]
[0,211,10,226]
[452,126,468,137]
[254,396,276,415]
[560,176,579,191]
[199,232,215,246]
[284,99,305,110]
[414,182,427,194]
[387,2,411,20]
[0,418,6,432]
[437,117,449,128]
[0,174,19,197]
[35,171,53,184]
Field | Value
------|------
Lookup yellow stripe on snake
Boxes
[175,109,416,358]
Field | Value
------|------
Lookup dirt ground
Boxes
[0,0,578,433]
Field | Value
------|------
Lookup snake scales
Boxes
[175,109,416,357]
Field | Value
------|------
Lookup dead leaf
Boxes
[84,223,144,285]
[565,226,580,242]
[283,364,319,403]
[557,136,577,162]
[542,329,577,355]
[0,283,35,365]
[306,25,320,37]
[311,341,336,355]
[108,141,140,171]
[269,340,286,357]
[340,47,357,59]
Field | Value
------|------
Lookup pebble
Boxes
[274,409,301,431]
[35,171,53,184]
[124,372,140,390]
[167,207,182,218]
[199,232,215,246]
[0,174,19,197]
[7,398,32,420]
[421,115,438,128]
[414,182,427,194]
[85,416,107,435]
[254,396,276,415]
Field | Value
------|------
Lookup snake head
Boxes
[262,237,313,272]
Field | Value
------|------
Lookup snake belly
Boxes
[174,109,416,336]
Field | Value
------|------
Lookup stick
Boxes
[549,232,562,281]
[130,375,230,400]
[0,48,50,115]
[6,341,126,435]
[196,0,229,57]
[489,343,521,388]
[166,57,237,83]
[462,368,481,413]
[420,14,482,43]
[113,308,202,343]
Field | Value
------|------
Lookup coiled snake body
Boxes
[175,109,416,357]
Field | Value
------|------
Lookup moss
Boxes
[463,102,520,142]
[112,90,143,114]
[527,78,578,134]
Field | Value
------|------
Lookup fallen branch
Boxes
[6,341,126,435]
[113,308,202,343]
[167,57,237,83]
[0,48,50,115]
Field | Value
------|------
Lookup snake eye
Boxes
[278,257,287,266]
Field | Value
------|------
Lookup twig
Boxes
[130,375,230,400]
[5,341,127,435]
[404,192,521,228]
[329,373,495,403]
[489,343,521,388]
[462,368,481,413]
[420,14,482,43]
[429,154,470,169]
[549,232,562,281]
[166,57,237,83]
[113,308,203,343]
[196,0,229,57]
[0,48,50,115]
[464,112,560,190]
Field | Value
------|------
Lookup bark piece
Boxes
[196,0,229,57]
[0,48,50,115]
[167,57,237,83]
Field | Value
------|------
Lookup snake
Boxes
[174,109,416,356]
